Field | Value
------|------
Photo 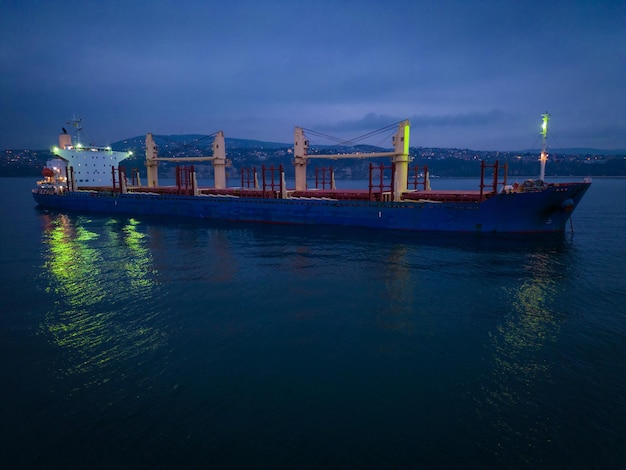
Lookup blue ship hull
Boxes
[32,181,590,233]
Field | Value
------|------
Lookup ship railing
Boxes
[314,166,335,189]
[261,164,284,198]
[408,165,430,190]
[368,162,394,201]
[479,160,508,200]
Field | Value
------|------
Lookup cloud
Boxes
[1,0,625,150]
[317,110,511,132]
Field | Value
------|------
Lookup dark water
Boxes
[1,177,625,469]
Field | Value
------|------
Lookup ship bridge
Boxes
[51,123,132,188]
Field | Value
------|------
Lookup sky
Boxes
[1,0,625,151]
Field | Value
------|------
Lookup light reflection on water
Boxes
[477,249,564,464]
[378,246,416,335]
[39,214,166,385]
[3,177,626,467]
[28,205,619,468]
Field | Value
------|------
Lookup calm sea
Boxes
[1,176,625,469]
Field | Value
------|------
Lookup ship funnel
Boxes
[59,133,72,149]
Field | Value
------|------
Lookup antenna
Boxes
[68,115,83,145]
[539,112,549,181]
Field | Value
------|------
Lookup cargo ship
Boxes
[33,115,590,233]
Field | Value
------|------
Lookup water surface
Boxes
[1,177,625,468]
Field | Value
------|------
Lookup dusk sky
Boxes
[1,0,624,151]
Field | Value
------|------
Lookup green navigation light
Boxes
[403,123,410,155]
[540,113,550,137]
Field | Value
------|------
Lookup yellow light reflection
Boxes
[478,251,560,455]
[378,246,416,336]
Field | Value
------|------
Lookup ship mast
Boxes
[539,112,549,181]
[65,115,84,146]
[294,120,411,200]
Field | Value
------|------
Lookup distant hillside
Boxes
[45,132,622,158]
[226,138,290,149]
[112,134,291,151]
[519,148,626,156]
[111,135,396,153]
[2,134,625,178]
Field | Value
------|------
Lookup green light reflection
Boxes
[39,214,165,385]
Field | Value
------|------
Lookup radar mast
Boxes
[539,112,550,181]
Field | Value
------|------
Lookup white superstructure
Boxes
[49,119,132,188]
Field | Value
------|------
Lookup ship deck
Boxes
[78,185,492,203]
[402,190,486,202]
